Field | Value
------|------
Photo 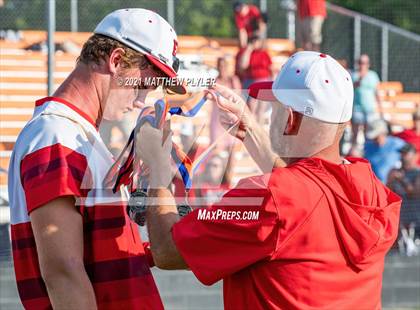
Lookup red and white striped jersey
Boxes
[8,97,163,309]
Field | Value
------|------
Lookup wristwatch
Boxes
[127,189,148,226]
[127,189,193,226]
[177,204,193,217]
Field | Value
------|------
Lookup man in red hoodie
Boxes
[137,51,401,309]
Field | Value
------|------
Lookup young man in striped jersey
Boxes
[8,9,184,309]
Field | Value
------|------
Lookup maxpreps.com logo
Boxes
[197,209,260,221]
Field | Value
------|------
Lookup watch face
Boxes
[127,190,192,224]
[129,191,148,207]
[177,204,193,217]
[127,190,148,226]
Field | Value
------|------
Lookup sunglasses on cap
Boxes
[126,37,180,73]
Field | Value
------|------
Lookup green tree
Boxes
[0,1,418,35]
[174,0,236,37]
[330,0,420,34]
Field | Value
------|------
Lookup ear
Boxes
[284,108,302,135]
[108,47,125,75]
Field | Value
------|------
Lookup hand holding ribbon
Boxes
[136,122,173,188]
[207,84,254,141]
[104,94,211,193]
[209,83,285,172]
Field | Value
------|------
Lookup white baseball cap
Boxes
[249,51,353,123]
[94,8,186,94]
[365,119,388,139]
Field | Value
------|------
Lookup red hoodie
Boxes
[172,157,401,309]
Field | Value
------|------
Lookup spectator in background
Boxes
[99,114,133,156]
[235,46,247,86]
[395,108,420,164]
[350,54,383,154]
[233,1,267,48]
[215,57,242,90]
[237,36,273,89]
[210,58,241,149]
[388,144,420,254]
[337,58,349,71]
[364,119,406,183]
[196,153,234,207]
[387,144,420,200]
[297,0,326,51]
[237,36,273,121]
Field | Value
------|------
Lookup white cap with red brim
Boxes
[248,51,354,124]
[94,8,186,94]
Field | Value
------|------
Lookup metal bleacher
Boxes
[1,30,420,195]
[0,31,295,195]
[1,30,420,310]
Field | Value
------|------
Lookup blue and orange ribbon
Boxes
[104,91,238,194]
[104,96,207,193]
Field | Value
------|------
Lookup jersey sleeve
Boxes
[19,115,91,214]
[171,176,279,285]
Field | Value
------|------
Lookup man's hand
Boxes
[209,84,285,171]
[207,84,252,141]
[388,169,404,182]
[136,122,173,188]
[30,196,97,309]
[134,120,187,269]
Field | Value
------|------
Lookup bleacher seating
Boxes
[1,31,420,191]
[377,81,420,129]
[0,31,295,189]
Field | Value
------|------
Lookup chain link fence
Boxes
[321,8,354,65]
[322,3,420,91]
[0,0,167,31]
[388,32,420,92]
[1,0,419,90]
